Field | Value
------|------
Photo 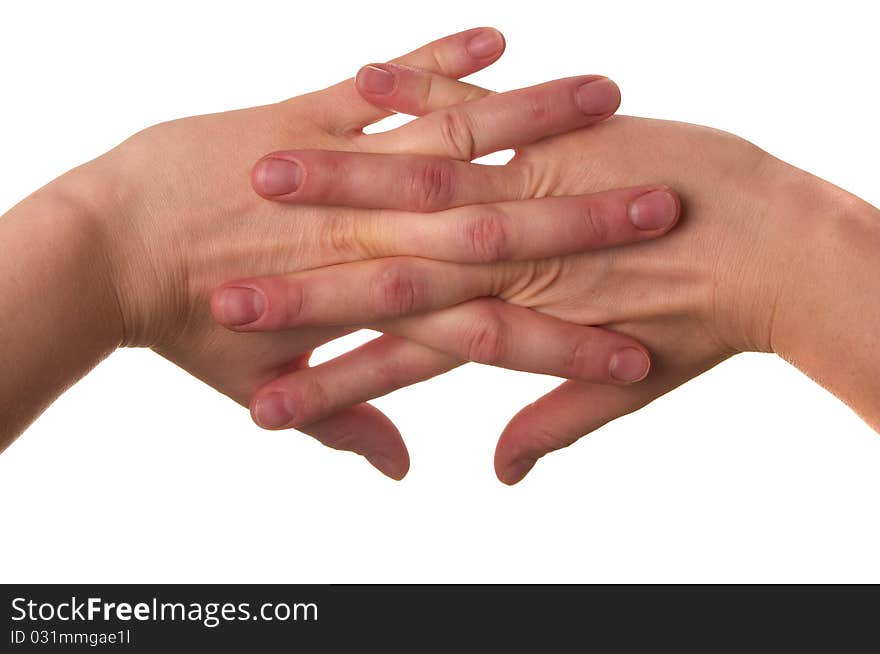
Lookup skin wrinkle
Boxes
[324,212,366,261]
[514,153,567,200]
[465,204,510,263]
[364,207,405,259]
[439,107,479,161]
[507,154,545,200]
[415,65,436,112]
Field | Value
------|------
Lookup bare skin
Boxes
[231,65,880,484]
[0,30,677,479]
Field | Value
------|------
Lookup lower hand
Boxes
[227,65,880,483]
[7,30,676,477]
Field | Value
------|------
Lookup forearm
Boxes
[772,175,880,430]
[0,184,121,448]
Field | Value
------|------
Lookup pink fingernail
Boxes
[466,28,504,58]
[253,157,302,196]
[609,348,651,383]
[358,65,396,95]
[216,286,264,326]
[253,392,294,429]
[628,189,678,230]
[575,78,621,116]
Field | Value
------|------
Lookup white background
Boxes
[1,0,878,583]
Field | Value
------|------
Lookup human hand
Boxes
[25,30,675,477]
[229,64,876,483]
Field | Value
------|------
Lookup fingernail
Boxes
[216,286,264,326]
[253,392,294,429]
[253,157,302,196]
[466,28,504,58]
[502,458,537,485]
[609,348,651,383]
[575,78,621,116]
[358,65,396,95]
[628,189,678,230]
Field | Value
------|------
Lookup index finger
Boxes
[364,75,621,160]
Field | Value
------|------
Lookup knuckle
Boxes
[291,376,330,429]
[438,108,477,160]
[281,281,306,327]
[464,307,506,364]
[562,336,595,379]
[579,198,608,245]
[524,92,553,126]
[415,75,435,114]
[370,261,419,317]
[464,206,509,263]
[428,47,450,76]
[406,158,455,211]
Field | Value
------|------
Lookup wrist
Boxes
[29,173,125,351]
[768,169,880,367]
[709,154,815,355]
[51,155,182,349]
